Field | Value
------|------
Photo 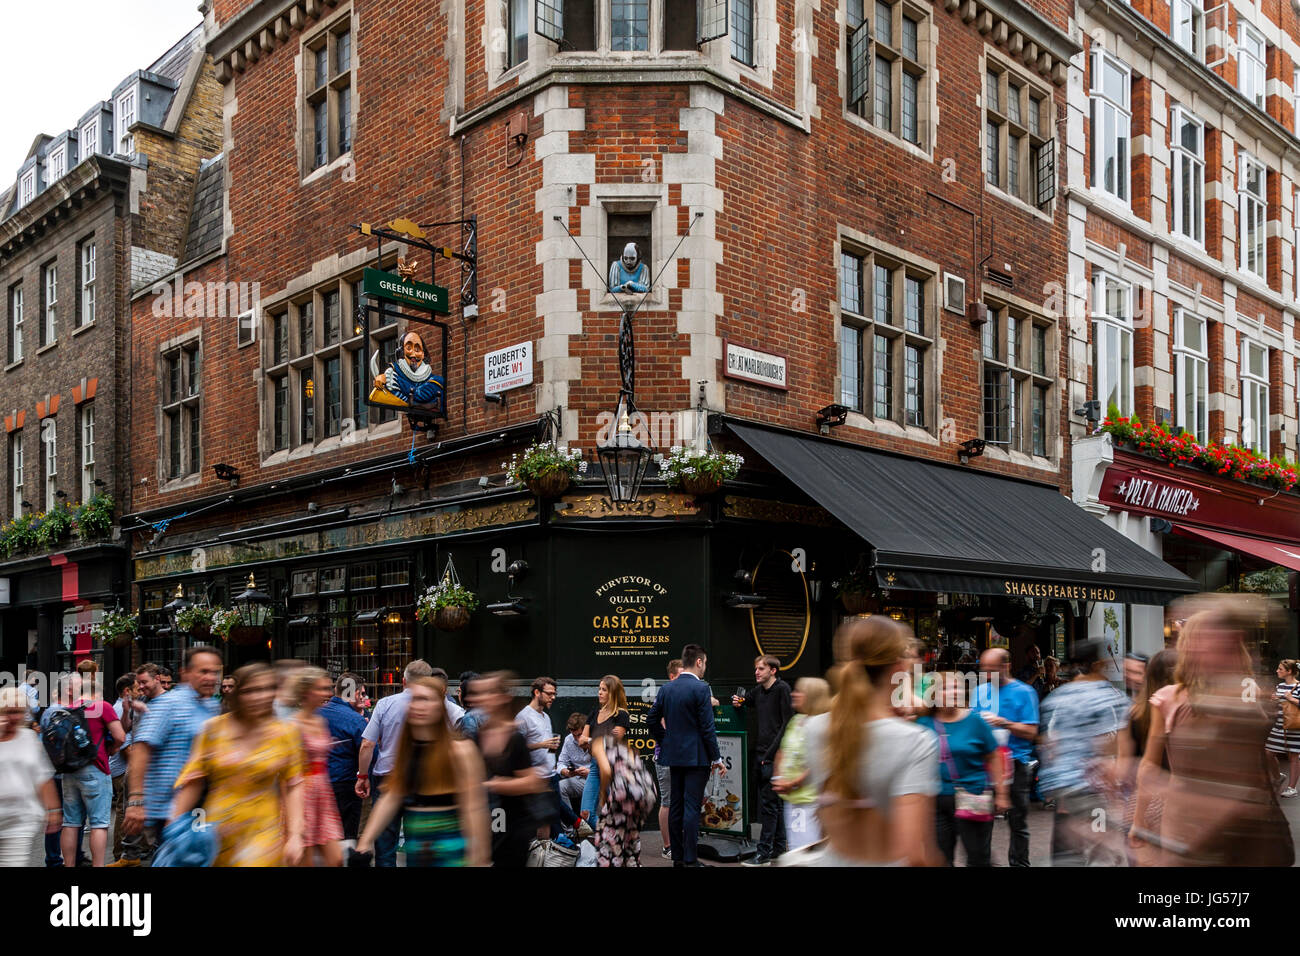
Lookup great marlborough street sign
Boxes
[723,340,788,390]
[362,267,449,314]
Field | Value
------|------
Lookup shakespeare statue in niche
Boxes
[370,329,446,414]
[608,242,650,294]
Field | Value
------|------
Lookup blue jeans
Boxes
[372,775,403,867]
[580,756,601,824]
[548,775,577,834]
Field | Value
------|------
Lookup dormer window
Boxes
[116,88,136,155]
[18,170,35,208]
[47,146,66,183]
[81,119,100,160]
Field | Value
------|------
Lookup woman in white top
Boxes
[0,686,60,866]
[790,616,940,866]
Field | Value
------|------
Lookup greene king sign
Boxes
[361,267,449,314]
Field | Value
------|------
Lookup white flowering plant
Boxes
[91,609,138,646]
[504,442,588,487]
[654,446,744,488]
[416,579,480,624]
[210,608,242,641]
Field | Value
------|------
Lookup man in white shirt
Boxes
[517,676,582,836]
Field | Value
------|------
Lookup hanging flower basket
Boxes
[102,631,136,649]
[190,625,212,642]
[92,609,139,649]
[228,625,267,646]
[434,605,472,631]
[524,470,573,498]
[655,447,743,496]
[679,474,723,497]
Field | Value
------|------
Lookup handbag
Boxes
[1282,687,1300,732]
[936,720,994,822]
[526,838,580,867]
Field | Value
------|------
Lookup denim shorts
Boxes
[62,765,112,829]
[655,761,671,808]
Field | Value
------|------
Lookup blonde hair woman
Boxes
[579,674,630,825]
[291,666,343,866]
[772,677,831,850]
[791,617,940,866]
[0,687,60,866]
[357,677,488,866]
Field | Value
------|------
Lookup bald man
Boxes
[974,648,1040,867]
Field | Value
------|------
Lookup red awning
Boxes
[1173,525,1300,572]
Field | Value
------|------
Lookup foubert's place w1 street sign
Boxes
[362,267,449,314]
[485,341,533,394]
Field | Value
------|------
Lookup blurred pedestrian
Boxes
[733,655,793,866]
[157,668,174,693]
[1016,645,1044,686]
[292,667,343,866]
[918,672,1006,867]
[218,675,236,715]
[58,661,124,867]
[477,672,548,866]
[356,676,488,867]
[1124,653,1148,699]
[117,647,222,866]
[109,673,136,861]
[794,617,938,866]
[1130,603,1294,866]
[654,658,682,859]
[579,675,630,826]
[355,659,434,867]
[272,659,306,720]
[595,735,655,867]
[458,674,489,741]
[172,662,307,866]
[0,686,60,866]
[647,644,724,867]
[1265,659,1300,797]
[1122,648,1175,867]
[1037,638,1130,866]
[974,648,1039,867]
[772,676,831,850]
[516,676,577,836]
[320,671,367,844]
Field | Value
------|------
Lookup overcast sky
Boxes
[0,1,203,184]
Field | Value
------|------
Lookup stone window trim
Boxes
[1090,267,1134,418]
[1173,307,1209,443]
[835,233,938,436]
[1088,48,1130,205]
[1169,104,1204,247]
[979,299,1055,460]
[841,0,936,159]
[260,268,403,462]
[158,329,202,488]
[523,0,777,90]
[1237,150,1267,280]
[298,5,357,184]
[983,50,1054,219]
[580,187,673,313]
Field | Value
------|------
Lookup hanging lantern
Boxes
[596,396,652,504]
[233,573,272,629]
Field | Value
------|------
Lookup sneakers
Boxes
[741,854,773,867]
[1282,787,1298,798]
[661,846,673,860]
[106,858,141,867]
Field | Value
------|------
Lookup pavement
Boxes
[31,794,1300,867]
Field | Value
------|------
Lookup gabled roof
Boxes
[148,25,204,84]
[180,154,225,265]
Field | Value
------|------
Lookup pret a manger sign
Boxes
[1112,476,1201,517]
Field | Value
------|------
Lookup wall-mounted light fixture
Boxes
[957,438,986,464]
[816,404,849,435]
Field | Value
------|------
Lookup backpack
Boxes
[42,706,97,774]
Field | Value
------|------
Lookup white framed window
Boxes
[47,146,66,183]
[1091,269,1133,416]
[41,263,56,347]
[1173,0,1204,60]
[1241,337,1269,454]
[78,241,95,328]
[1295,68,1300,136]
[80,119,99,160]
[18,170,35,208]
[42,419,56,510]
[1174,310,1208,442]
[1170,106,1203,244]
[507,0,529,68]
[1089,51,1130,203]
[1295,188,1300,301]
[79,404,95,502]
[1238,23,1266,110]
[9,430,22,520]
[1238,151,1266,278]
[116,89,136,154]
[7,284,21,364]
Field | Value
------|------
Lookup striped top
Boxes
[1266,682,1300,753]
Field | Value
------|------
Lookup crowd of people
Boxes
[0,590,1293,867]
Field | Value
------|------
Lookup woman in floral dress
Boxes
[172,663,306,866]
[595,737,654,867]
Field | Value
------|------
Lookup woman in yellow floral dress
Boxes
[172,662,306,866]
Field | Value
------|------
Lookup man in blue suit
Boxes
[648,643,724,867]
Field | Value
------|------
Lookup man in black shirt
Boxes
[732,655,793,866]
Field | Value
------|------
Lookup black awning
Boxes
[728,422,1197,606]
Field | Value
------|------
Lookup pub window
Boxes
[838,244,933,429]
[303,11,355,176]
[7,283,22,364]
[985,59,1054,212]
[161,340,202,481]
[264,274,397,457]
[9,429,23,520]
[1173,309,1208,443]
[983,303,1053,457]
[607,212,652,291]
[1091,269,1133,417]
[845,0,930,149]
